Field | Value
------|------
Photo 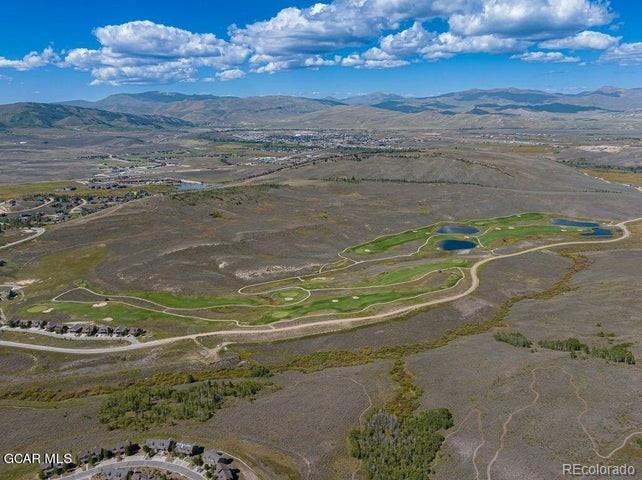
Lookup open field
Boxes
[1,126,642,480]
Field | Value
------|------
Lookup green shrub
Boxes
[350,408,453,480]
[493,331,531,348]
[538,338,589,353]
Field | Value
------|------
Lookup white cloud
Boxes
[215,68,246,81]
[512,50,581,62]
[449,0,613,38]
[379,22,435,57]
[0,47,58,71]
[64,20,249,84]
[339,48,409,69]
[600,42,642,65]
[539,30,620,49]
[421,33,530,60]
[3,0,629,83]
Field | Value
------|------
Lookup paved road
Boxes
[0,227,45,251]
[1,217,639,356]
[59,457,206,480]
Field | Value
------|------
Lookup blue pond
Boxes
[440,239,477,251]
[583,227,613,237]
[438,225,480,234]
[176,182,211,191]
[551,218,599,228]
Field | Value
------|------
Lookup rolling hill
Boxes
[0,102,192,129]
[63,92,344,125]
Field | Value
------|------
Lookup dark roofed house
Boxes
[174,441,201,456]
[102,467,130,480]
[145,438,174,453]
[129,327,145,337]
[54,323,68,334]
[131,473,153,480]
[114,326,129,336]
[203,449,222,465]
[97,325,113,335]
[82,324,97,336]
[76,447,102,465]
[69,324,83,335]
[110,440,134,457]
[217,465,235,480]
[39,461,57,478]
[18,319,32,329]
[35,319,48,329]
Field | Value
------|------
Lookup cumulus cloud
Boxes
[421,33,530,60]
[64,20,249,84]
[215,68,246,81]
[0,47,59,71]
[512,50,581,62]
[539,30,620,49]
[3,0,633,83]
[448,0,613,38]
[339,48,409,69]
[600,42,642,65]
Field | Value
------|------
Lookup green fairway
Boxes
[477,224,586,246]
[364,259,469,286]
[347,226,434,255]
[135,291,261,308]
[470,212,546,227]
[259,290,427,323]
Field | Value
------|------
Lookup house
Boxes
[54,324,68,334]
[76,446,103,465]
[69,324,83,335]
[18,319,32,329]
[131,473,153,480]
[129,327,145,337]
[39,461,59,478]
[45,322,56,332]
[203,450,231,466]
[101,467,131,480]
[174,441,202,456]
[114,326,129,336]
[109,441,134,457]
[97,325,113,335]
[217,465,235,480]
[145,438,174,453]
[35,319,48,329]
[82,324,97,336]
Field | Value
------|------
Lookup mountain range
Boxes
[1,87,642,130]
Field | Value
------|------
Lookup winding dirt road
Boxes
[1,217,639,355]
[0,227,45,251]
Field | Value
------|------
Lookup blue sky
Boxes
[1,0,642,102]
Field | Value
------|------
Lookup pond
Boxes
[583,227,613,237]
[440,239,477,251]
[437,225,480,234]
[551,218,599,228]
[176,182,212,191]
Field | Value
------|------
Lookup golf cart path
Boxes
[1,216,639,355]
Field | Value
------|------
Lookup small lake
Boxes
[583,227,613,237]
[176,182,211,191]
[551,218,599,228]
[438,225,480,234]
[440,239,477,251]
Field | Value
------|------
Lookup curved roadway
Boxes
[1,217,639,355]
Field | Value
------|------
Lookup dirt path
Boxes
[0,227,45,251]
[0,217,640,355]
